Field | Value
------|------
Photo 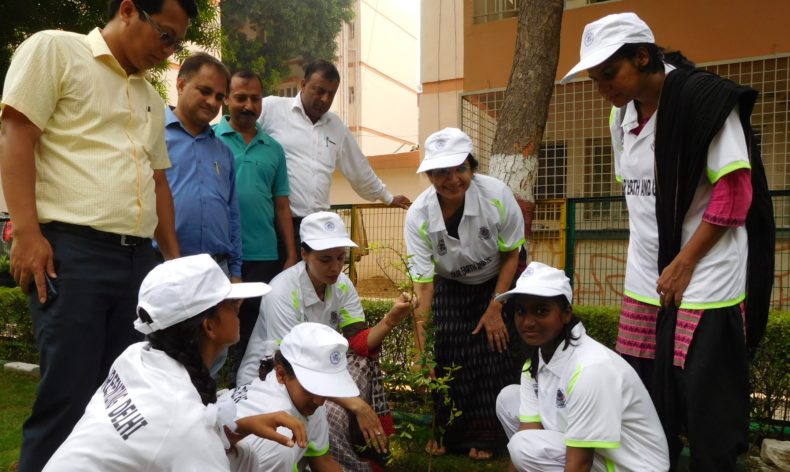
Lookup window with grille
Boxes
[278,86,298,98]
[473,0,520,24]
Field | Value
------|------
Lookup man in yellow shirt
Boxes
[0,1,195,470]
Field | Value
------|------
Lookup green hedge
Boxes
[360,299,790,435]
[0,287,36,364]
[1,291,787,432]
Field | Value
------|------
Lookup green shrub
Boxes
[572,305,620,349]
[750,310,790,437]
[1,294,787,437]
[0,287,36,363]
[361,299,412,369]
[364,299,790,439]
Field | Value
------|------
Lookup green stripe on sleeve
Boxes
[490,198,506,220]
[338,307,365,328]
[499,236,525,252]
[419,220,432,250]
[291,289,300,311]
[565,439,621,449]
[518,415,541,423]
[567,364,583,396]
[706,160,751,184]
[304,441,330,457]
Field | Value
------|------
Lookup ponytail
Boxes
[142,306,219,405]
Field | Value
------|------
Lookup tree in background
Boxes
[489,0,564,243]
[221,0,354,94]
[0,0,221,97]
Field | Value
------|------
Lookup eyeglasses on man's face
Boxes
[138,7,185,53]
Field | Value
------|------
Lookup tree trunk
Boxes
[489,0,563,243]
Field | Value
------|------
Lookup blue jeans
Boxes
[19,226,157,472]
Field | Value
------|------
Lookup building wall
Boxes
[464,0,790,91]
[329,151,428,205]
[287,0,420,158]
[419,0,465,150]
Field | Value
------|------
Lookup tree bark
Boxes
[489,0,564,242]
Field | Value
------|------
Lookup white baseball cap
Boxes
[417,127,473,173]
[495,261,572,304]
[560,12,655,84]
[300,211,358,251]
[280,323,360,398]
[135,254,271,334]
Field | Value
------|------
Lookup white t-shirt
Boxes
[223,372,329,471]
[518,323,669,471]
[44,343,229,471]
[404,174,525,285]
[610,65,750,308]
[258,94,393,217]
[237,261,365,386]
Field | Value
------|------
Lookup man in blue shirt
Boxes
[214,70,296,385]
[163,53,242,282]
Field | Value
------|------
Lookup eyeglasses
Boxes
[139,7,185,53]
[430,163,469,178]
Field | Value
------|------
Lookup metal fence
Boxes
[335,190,790,310]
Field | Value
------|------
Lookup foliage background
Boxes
[0,0,222,98]
[220,0,354,94]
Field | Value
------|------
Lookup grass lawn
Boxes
[388,442,510,471]
[0,367,510,471]
[0,369,36,472]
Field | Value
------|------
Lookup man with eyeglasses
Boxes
[0,1,196,470]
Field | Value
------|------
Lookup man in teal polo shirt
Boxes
[214,70,296,384]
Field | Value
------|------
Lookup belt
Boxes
[43,222,151,247]
[211,253,229,263]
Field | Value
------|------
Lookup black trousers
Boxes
[227,260,282,387]
[19,226,157,472]
[653,304,750,472]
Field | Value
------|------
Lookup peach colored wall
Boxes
[329,151,428,205]
[463,0,790,91]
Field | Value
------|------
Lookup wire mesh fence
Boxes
[336,191,789,311]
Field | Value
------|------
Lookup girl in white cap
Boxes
[44,254,307,471]
[225,322,359,471]
[404,127,526,459]
[495,261,669,472]
[562,12,773,470]
[238,211,415,471]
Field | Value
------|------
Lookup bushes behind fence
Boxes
[362,298,790,437]
[1,289,787,434]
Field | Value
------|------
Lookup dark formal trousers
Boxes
[18,224,157,472]
[228,259,283,387]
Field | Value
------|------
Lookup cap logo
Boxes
[583,30,595,47]
[329,350,342,365]
[478,226,491,240]
[434,139,446,150]
[324,221,336,232]
[524,267,535,278]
